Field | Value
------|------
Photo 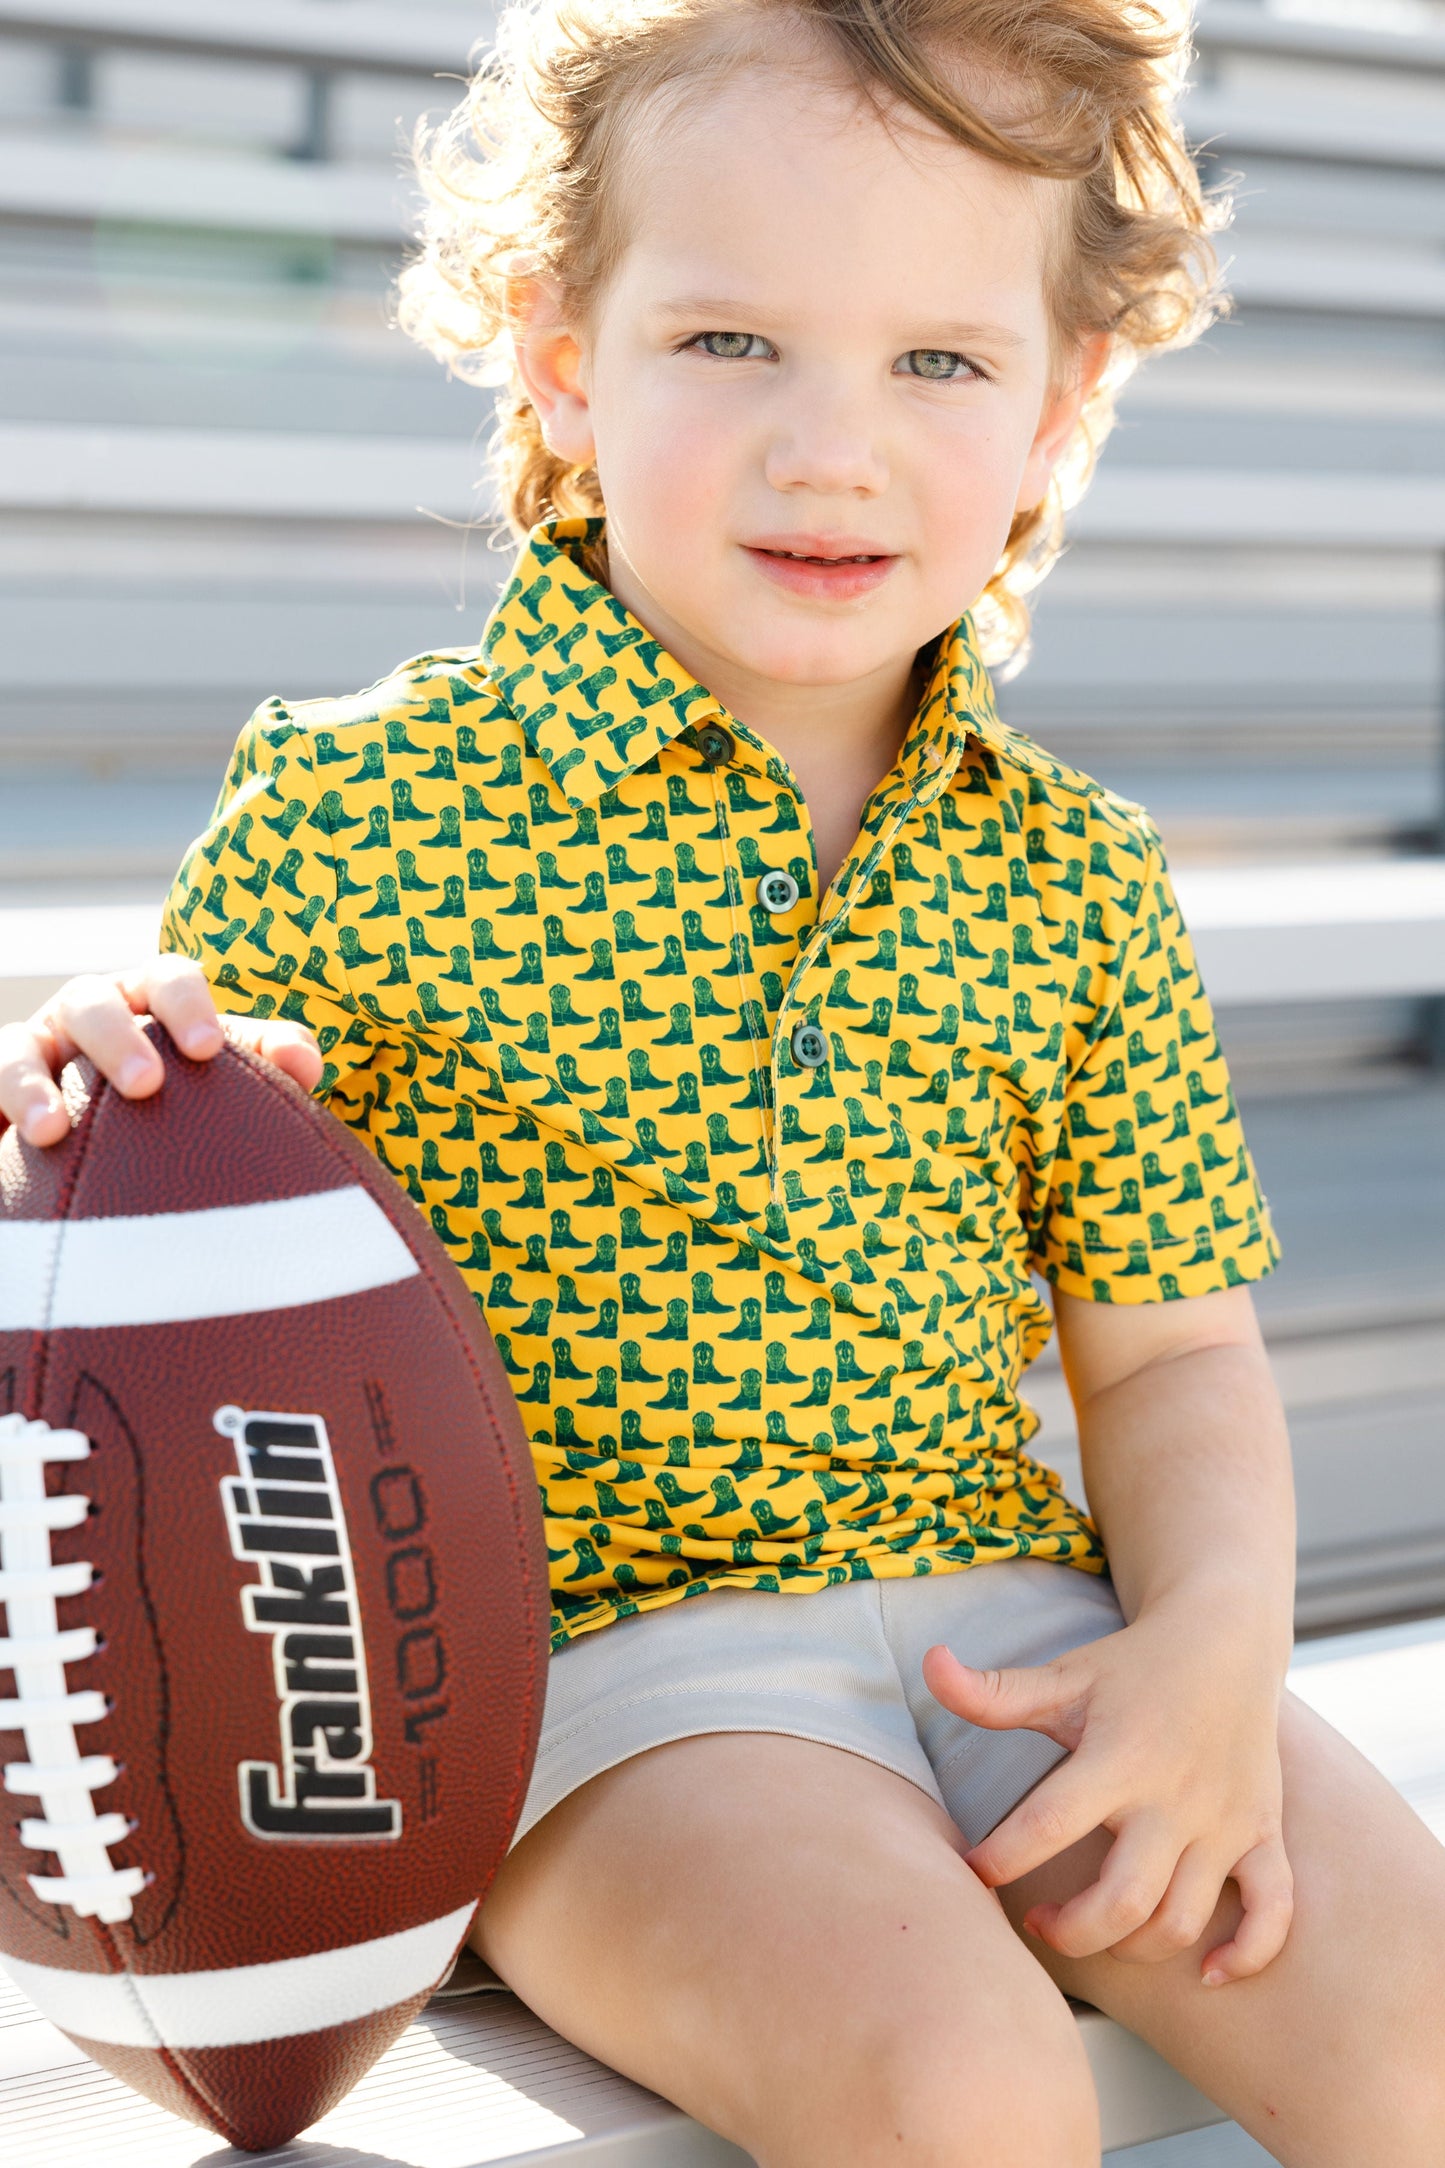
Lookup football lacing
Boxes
[0,1413,146,1924]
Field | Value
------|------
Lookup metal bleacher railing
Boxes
[0,3,1443,2161]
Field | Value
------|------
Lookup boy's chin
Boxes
[722,622,922,689]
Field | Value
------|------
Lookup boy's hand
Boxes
[922,1599,1293,1988]
[0,957,322,1146]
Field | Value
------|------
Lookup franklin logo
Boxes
[216,1405,402,1841]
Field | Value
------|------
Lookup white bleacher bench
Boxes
[1193,0,1445,75]
[3,860,1444,1031]
[0,421,481,522]
[1,1613,1440,2165]
[0,134,410,248]
[1181,88,1445,176]
[0,0,478,76]
[1072,472,1445,549]
[1170,860,1445,1007]
[0,1972,1220,2165]
[1219,236,1445,322]
[0,902,164,1031]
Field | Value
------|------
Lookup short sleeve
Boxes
[159,702,380,1106]
[1030,814,1281,1303]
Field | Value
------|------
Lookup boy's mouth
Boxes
[760,549,884,564]
[743,536,897,600]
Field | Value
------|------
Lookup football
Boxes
[0,1025,549,2151]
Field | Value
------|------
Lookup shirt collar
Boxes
[480,515,1018,806]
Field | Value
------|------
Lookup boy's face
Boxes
[517,62,1104,700]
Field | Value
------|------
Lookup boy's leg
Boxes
[992,1690,1445,2167]
[472,1730,1101,2168]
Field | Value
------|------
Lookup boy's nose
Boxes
[762,388,889,497]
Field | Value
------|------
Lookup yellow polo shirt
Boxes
[161,517,1280,1650]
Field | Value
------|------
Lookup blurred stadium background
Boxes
[0,0,1441,1649]
[0,5,1441,2165]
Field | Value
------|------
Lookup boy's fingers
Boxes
[0,958,229,1146]
[0,1020,72,1144]
[0,957,320,1148]
[1028,1813,1176,1960]
[50,972,168,1098]
[121,959,320,1085]
[0,979,319,1147]
[1200,1836,1293,1985]
[964,1763,1104,1889]
[126,955,226,1061]
[1104,1838,1227,1965]
[60,955,227,1088]
[225,1018,324,1091]
[921,1644,1073,1739]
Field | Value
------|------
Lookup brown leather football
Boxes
[0,1025,549,2151]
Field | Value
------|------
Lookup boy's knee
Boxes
[757,2004,1100,2168]
[866,2063,1098,2168]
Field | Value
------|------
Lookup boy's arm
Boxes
[1053,1281,1296,1661]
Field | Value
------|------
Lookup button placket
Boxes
[704,758,820,1209]
[707,773,780,1199]
[766,743,963,1211]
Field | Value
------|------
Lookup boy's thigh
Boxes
[471,1730,1100,2167]
[994,1689,1445,2168]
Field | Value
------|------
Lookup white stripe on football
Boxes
[0,1188,420,1330]
[0,1901,475,2048]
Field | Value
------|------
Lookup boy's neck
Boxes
[752,664,924,898]
[721,659,920,790]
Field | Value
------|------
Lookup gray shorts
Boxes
[510,1558,1126,1854]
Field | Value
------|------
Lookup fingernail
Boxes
[181,1023,215,1054]
[21,1105,56,1143]
[118,1055,154,1091]
[1202,1969,1227,1988]
[1023,1921,1041,1938]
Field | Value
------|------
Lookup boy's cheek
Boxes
[601,447,756,635]
[917,423,1032,553]
[624,419,739,535]
[599,414,727,554]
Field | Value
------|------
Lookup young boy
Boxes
[4,2,1443,2160]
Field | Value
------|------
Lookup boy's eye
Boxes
[896,348,979,381]
[691,331,771,360]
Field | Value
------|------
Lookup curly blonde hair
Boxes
[397,0,1227,673]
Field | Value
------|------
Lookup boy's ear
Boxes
[507,275,597,466]
[1014,331,1112,516]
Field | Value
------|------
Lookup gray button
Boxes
[696,724,733,767]
[757,869,800,915]
[790,1022,828,1069]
